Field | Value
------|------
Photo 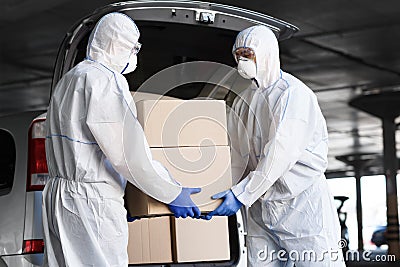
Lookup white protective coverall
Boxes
[42,13,182,266]
[229,26,345,266]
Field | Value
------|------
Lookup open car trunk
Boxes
[53,1,297,102]
[50,1,298,266]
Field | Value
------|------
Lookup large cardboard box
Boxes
[125,182,171,216]
[127,217,173,264]
[127,216,230,264]
[136,100,228,147]
[171,216,230,262]
[125,146,232,217]
[131,91,177,102]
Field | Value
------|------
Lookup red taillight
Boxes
[27,118,49,191]
[22,239,45,254]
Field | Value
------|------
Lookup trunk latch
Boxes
[195,10,215,24]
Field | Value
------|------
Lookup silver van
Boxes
[0,1,297,266]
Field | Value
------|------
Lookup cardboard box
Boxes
[131,91,177,102]
[136,100,228,147]
[127,217,173,264]
[171,216,230,262]
[125,146,232,217]
[125,182,171,216]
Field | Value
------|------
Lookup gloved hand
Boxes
[127,214,140,222]
[202,189,243,220]
[127,210,140,222]
[168,187,201,218]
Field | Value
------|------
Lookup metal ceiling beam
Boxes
[301,39,400,77]
[293,22,400,39]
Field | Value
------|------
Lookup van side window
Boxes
[0,129,16,196]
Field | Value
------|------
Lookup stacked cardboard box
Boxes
[127,216,230,264]
[127,217,172,264]
[125,98,232,264]
[171,216,230,262]
[125,99,232,216]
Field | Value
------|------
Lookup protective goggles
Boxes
[234,47,256,63]
[132,42,142,55]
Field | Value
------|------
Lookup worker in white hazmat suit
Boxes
[207,26,345,266]
[42,12,200,267]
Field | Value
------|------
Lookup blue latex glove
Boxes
[168,187,201,218]
[127,214,140,222]
[203,189,243,220]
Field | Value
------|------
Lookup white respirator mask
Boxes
[121,54,137,74]
[237,57,257,80]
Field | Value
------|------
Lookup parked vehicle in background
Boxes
[0,1,297,266]
[371,225,388,248]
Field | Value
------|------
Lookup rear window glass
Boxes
[0,129,16,196]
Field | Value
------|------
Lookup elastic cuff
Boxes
[233,190,253,207]
[231,177,252,207]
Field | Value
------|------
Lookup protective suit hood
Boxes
[87,12,140,73]
[233,26,280,89]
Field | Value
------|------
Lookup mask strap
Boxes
[121,63,129,74]
[252,78,260,88]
